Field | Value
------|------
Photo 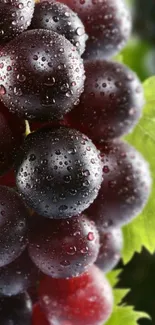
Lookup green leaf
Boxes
[120,38,152,81]
[113,289,130,306]
[106,306,150,325]
[106,269,122,287]
[112,53,124,64]
[122,76,155,263]
[106,270,150,325]
[107,269,130,305]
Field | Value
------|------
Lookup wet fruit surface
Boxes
[66,60,144,141]
[58,0,131,59]
[39,265,113,325]
[0,186,28,267]
[95,228,123,273]
[31,0,87,55]
[16,126,103,217]
[0,249,39,296]
[0,29,85,121]
[0,0,34,44]
[28,214,99,278]
[85,140,151,229]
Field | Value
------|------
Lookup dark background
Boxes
[119,249,155,325]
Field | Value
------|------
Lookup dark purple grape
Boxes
[28,214,99,278]
[0,292,32,325]
[0,0,34,45]
[0,29,85,121]
[85,140,151,229]
[16,126,103,218]
[0,101,25,176]
[31,1,87,55]
[58,0,131,60]
[95,228,123,273]
[0,186,28,267]
[0,169,16,187]
[0,249,39,297]
[66,60,144,141]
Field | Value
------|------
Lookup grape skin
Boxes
[85,140,152,229]
[0,29,85,121]
[95,228,123,273]
[58,0,131,60]
[39,265,113,325]
[0,0,34,44]
[16,126,103,218]
[30,0,87,55]
[0,249,39,297]
[66,60,144,141]
[32,303,50,325]
[28,214,99,278]
[0,186,28,267]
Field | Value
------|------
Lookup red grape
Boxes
[0,186,28,267]
[0,249,39,297]
[32,303,50,325]
[85,140,151,229]
[28,214,99,278]
[30,0,87,55]
[39,265,113,325]
[0,29,85,121]
[58,0,131,60]
[66,60,144,141]
[0,0,34,44]
[0,102,25,176]
[95,228,123,273]
[16,126,103,218]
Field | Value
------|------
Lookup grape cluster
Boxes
[0,0,151,325]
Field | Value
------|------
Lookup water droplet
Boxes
[60,260,70,266]
[0,85,6,95]
[87,232,94,241]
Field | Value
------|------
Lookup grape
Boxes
[0,186,28,267]
[0,249,39,297]
[95,228,123,273]
[39,265,113,325]
[133,0,155,43]
[0,170,16,187]
[0,29,85,121]
[16,126,103,218]
[0,101,25,176]
[58,0,131,60]
[32,303,50,325]
[30,1,87,55]
[0,0,34,44]
[28,214,99,278]
[0,292,32,325]
[85,140,151,229]
[66,60,144,141]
